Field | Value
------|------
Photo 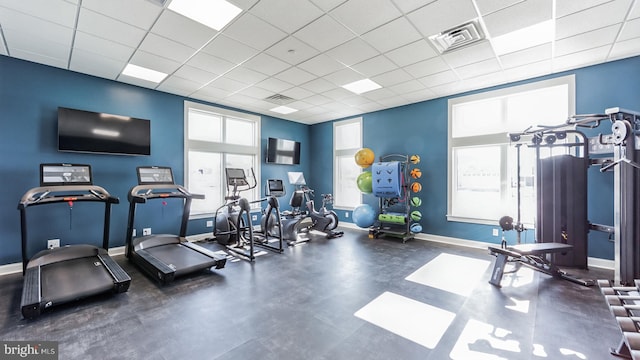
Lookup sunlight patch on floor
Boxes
[405,253,491,296]
[500,266,535,288]
[354,291,455,349]
[449,318,521,360]
[505,297,530,314]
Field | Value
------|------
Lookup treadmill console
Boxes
[137,166,175,185]
[40,163,92,186]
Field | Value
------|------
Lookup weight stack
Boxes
[536,154,588,268]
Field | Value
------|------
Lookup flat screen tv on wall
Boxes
[266,137,300,165]
[58,107,151,156]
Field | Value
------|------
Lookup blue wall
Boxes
[311,55,640,260]
[0,55,307,265]
[1,54,638,265]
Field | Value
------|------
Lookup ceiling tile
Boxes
[361,16,422,53]
[0,8,74,46]
[552,45,609,72]
[371,68,414,87]
[474,0,524,16]
[299,77,337,93]
[0,32,6,55]
[242,53,291,75]
[138,33,197,64]
[556,0,632,40]
[407,0,478,37]
[442,41,495,68]
[208,76,250,92]
[172,65,218,85]
[9,48,68,69]
[0,0,77,27]
[77,8,147,48]
[227,0,260,10]
[3,27,70,64]
[556,0,614,18]
[293,15,354,52]
[201,34,259,64]
[362,87,396,101]
[151,10,218,49]
[192,85,231,102]
[391,0,437,14]
[402,88,436,103]
[235,86,276,100]
[187,52,236,75]
[304,94,333,106]
[388,79,426,94]
[555,24,620,57]
[274,66,316,85]
[323,67,364,85]
[82,0,161,30]
[309,0,347,12]
[619,17,640,41]
[403,56,451,78]
[351,55,398,77]
[250,0,323,33]
[418,70,459,88]
[483,0,553,38]
[503,59,552,82]
[117,73,161,89]
[499,43,551,69]
[256,77,295,93]
[74,31,134,62]
[323,87,354,100]
[609,37,640,60]
[156,75,202,96]
[325,38,378,66]
[331,0,402,35]
[298,54,345,77]
[454,58,501,79]
[629,1,640,19]
[281,86,315,100]
[385,39,438,67]
[128,50,182,74]
[265,36,319,65]
[225,66,270,84]
[224,12,287,50]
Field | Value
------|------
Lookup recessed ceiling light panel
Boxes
[342,79,382,95]
[121,64,168,83]
[270,105,298,114]
[168,0,242,31]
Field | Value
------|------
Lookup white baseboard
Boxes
[0,228,614,276]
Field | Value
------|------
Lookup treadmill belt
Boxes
[145,244,217,276]
[41,257,114,304]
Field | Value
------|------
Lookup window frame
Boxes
[333,117,363,210]
[447,75,576,225]
[184,101,261,219]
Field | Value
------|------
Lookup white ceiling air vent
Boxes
[264,94,295,105]
[428,20,485,54]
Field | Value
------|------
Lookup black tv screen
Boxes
[266,137,300,165]
[58,107,151,156]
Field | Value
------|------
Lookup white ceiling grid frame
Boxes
[330,0,402,35]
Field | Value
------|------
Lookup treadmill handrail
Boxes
[128,184,204,203]
[18,185,119,209]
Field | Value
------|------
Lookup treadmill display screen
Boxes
[137,166,174,185]
[40,164,92,186]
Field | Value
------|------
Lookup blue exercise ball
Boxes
[352,204,376,228]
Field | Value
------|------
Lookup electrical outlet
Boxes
[345,212,349,218]
[47,239,60,249]
[206,220,213,228]
[251,214,258,221]
[132,229,137,237]
[492,228,499,237]
[143,228,151,236]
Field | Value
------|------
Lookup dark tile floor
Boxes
[0,228,622,360]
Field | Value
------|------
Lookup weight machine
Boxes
[489,107,640,287]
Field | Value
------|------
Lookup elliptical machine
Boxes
[213,168,283,261]
[280,172,343,244]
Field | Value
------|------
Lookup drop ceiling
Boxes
[0,0,638,124]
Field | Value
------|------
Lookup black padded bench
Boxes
[488,242,595,287]
[598,279,640,359]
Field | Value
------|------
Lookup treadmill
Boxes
[19,164,131,319]
[126,166,226,284]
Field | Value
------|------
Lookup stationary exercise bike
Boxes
[280,172,343,244]
[213,168,283,261]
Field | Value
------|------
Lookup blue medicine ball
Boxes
[410,223,422,233]
[352,204,376,228]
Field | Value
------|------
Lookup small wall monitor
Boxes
[137,166,174,185]
[40,163,93,186]
[266,137,300,165]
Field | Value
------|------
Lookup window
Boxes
[184,101,260,217]
[333,117,362,209]
[448,75,575,225]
